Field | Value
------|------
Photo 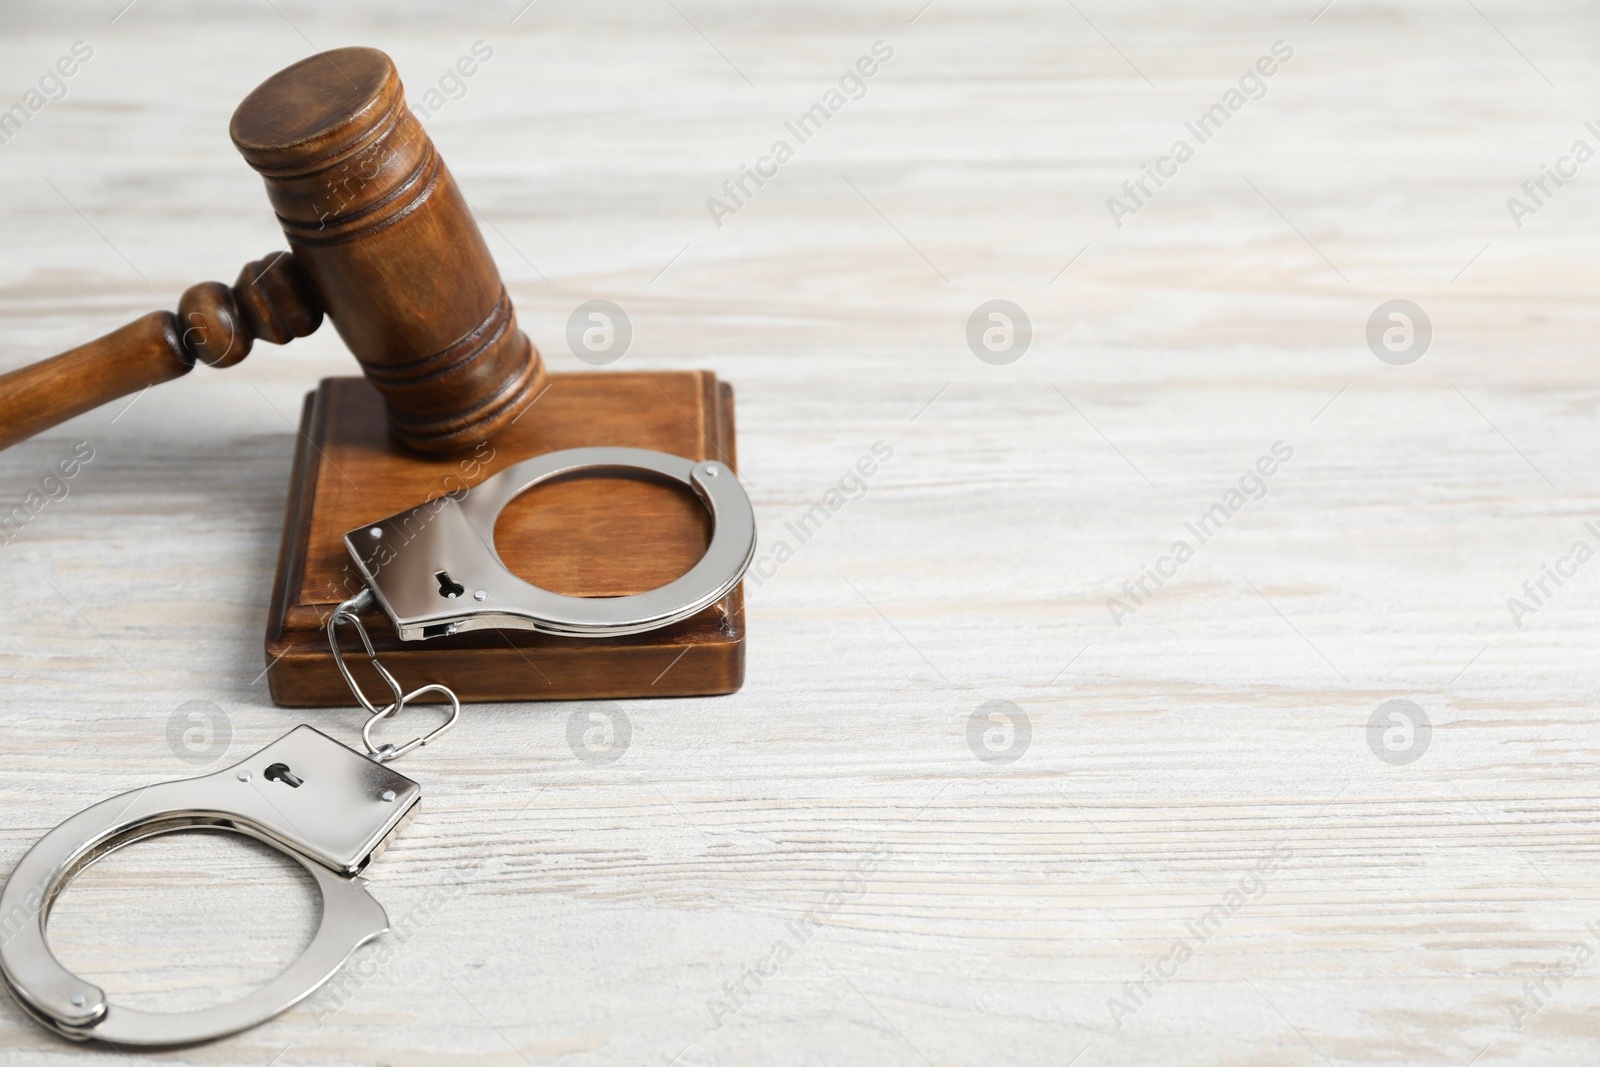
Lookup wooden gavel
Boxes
[0,46,544,454]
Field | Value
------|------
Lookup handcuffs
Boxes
[0,447,755,1046]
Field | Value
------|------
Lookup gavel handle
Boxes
[0,313,191,451]
[0,252,321,452]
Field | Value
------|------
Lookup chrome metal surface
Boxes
[326,588,400,717]
[328,589,462,761]
[360,682,460,763]
[0,726,419,1046]
[342,447,756,640]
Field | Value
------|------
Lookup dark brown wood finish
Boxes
[231,47,544,453]
[0,253,321,450]
[0,47,543,455]
[265,372,745,706]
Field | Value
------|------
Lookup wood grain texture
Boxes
[0,250,322,450]
[1,0,1599,1064]
[264,372,743,705]
[0,45,545,456]
[232,45,548,453]
[0,310,191,449]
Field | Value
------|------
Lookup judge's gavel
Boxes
[0,46,543,454]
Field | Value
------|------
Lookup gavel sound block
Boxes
[0,46,745,702]
[267,372,745,705]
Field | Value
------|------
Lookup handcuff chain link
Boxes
[327,589,460,763]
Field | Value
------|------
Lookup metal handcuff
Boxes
[0,447,755,1047]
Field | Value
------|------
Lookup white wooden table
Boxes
[1,0,1598,1063]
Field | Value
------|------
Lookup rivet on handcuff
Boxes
[0,447,755,1047]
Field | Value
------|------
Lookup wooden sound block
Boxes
[264,373,744,706]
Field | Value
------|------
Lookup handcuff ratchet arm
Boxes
[0,726,418,1046]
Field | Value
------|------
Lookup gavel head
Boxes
[229,47,543,454]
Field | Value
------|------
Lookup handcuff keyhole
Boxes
[434,571,465,599]
[263,763,303,788]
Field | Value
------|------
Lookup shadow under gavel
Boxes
[0,46,544,455]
